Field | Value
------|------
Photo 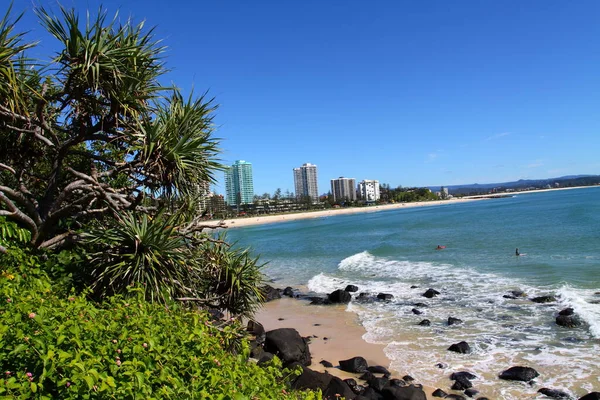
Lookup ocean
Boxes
[226,187,600,399]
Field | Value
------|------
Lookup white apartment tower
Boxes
[293,163,319,203]
[358,180,380,202]
[330,177,357,202]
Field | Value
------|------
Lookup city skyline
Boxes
[225,160,254,206]
[13,1,600,196]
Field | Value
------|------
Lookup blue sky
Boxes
[12,1,600,195]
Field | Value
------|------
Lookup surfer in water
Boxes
[436,245,446,250]
[515,248,520,256]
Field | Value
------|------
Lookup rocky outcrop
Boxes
[432,388,448,397]
[368,365,391,376]
[323,376,355,399]
[339,356,368,373]
[328,289,352,304]
[381,384,427,400]
[448,317,463,325]
[423,288,440,298]
[538,388,571,398]
[556,314,582,328]
[418,319,431,326]
[377,293,394,301]
[579,393,600,400]
[448,341,471,354]
[498,366,539,382]
[261,285,282,302]
[345,284,359,292]
[531,295,557,303]
[282,286,295,297]
[290,365,332,391]
[264,328,311,367]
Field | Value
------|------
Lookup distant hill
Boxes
[429,175,600,196]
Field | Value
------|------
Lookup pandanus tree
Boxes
[0,5,264,315]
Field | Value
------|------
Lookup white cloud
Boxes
[427,153,438,162]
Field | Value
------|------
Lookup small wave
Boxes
[557,285,600,338]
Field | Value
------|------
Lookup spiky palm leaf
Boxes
[85,211,199,303]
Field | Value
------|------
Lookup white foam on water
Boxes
[307,251,600,397]
[557,285,600,338]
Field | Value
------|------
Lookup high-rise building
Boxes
[293,163,319,203]
[358,180,380,202]
[225,160,254,206]
[330,177,356,202]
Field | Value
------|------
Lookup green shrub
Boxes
[0,251,320,399]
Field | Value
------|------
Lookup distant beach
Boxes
[221,185,597,229]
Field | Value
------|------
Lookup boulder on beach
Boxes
[556,314,582,328]
[264,328,312,367]
[418,319,431,326]
[319,360,333,368]
[464,388,479,398]
[377,293,394,301]
[367,376,389,392]
[290,365,332,391]
[368,365,391,376]
[423,288,441,298]
[498,366,539,382]
[246,320,266,345]
[448,317,463,325]
[558,307,574,316]
[538,388,571,399]
[261,285,282,302]
[345,284,359,292]
[450,371,477,381]
[432,388,448,398]
[448,341,471,354]
[451,375,473,390]
[328,289,352,304]
[412,308,423,315]
[381,384,427,400]
[531,295,557,303]
[308,296,329,305]
[339,356,368,373]
[282,286,294,297]
[323,376,355,399]
[579,392,600,400]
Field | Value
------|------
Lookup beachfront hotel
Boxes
[358,179,380,202]
[225,160,254,206]
[293,163,319,203]
[331,177,357,202]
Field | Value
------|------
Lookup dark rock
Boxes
[257,352,274,365]
[362,387,385,399]
[282,286,294,297]
[423,288,441,298]
[291,366,332,391]
[208,308,224,320]
[531,295,557,303]
[390,379,407,387]
[359,371,376,381]
[261,285,282,302]
[538,388,572,398]
[277,317,285,321]
[503,294,517,299]
[249,341,263,359]
[381,384,427,400]
[264,328,311,367]
[323,376,355,399]
[368,365,391,376]
[314,323,321,326]
[320,360,333,368]
[412,308,423,315]
[499,366,539,382]
[345,284,359,292]
[328,289,352,304]
[558,307,574,316]
[368,376,389,392]
[247,320,266,345]
[402,375,415,382]
[579,393,600,400]
[377,293,394,301]
[475,397,490,400]
[451,375,473,390]
[413,302,428,307]
[410,285,419,289]
[432,388,447,397]
[309,297,329,305]
[448,341,471,354]
[448,317,463,325]
[556,314,582,328]
[418,319,431,326]
[450,371,477,381]
[339,356,369,373]
[435,362,448,369]
[344,378,360,394]
[464,388,479,398]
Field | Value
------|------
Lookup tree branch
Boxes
[0,191,39,241]
[0,163,16,175]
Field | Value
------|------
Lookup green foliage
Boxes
[0,251,320,399]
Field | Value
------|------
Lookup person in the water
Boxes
[515,248,520,256]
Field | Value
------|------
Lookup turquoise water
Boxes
[227,187,600,398]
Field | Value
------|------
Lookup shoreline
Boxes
[256,297,439,397]
[220,185,598,229]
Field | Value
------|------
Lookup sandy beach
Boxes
[256,297,439,397]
